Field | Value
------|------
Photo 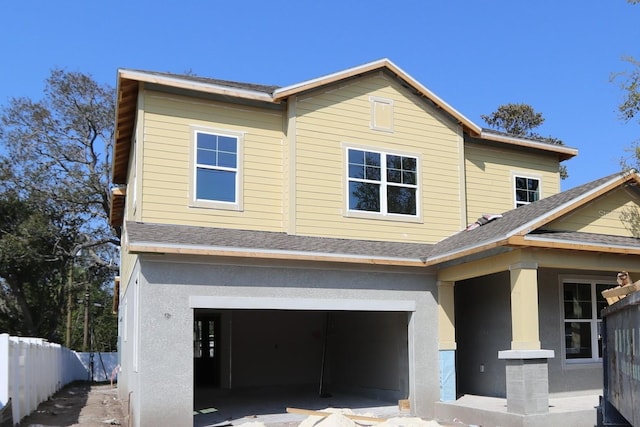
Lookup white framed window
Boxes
[190,127,243,210]
[346,147,419,218]
[560,277,613,363]
[514,174,540,207]
[370,96,394,132]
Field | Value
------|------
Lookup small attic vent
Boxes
[465,214,503,231]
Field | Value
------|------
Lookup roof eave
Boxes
[128,242,427,267]
[479,130,578,161]
[118,69,276,103]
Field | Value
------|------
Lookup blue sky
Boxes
[1,0,638,190]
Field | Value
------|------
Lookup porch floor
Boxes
[434,393,599,427]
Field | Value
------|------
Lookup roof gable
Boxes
[427,172,640,264]
[542,184,640,238]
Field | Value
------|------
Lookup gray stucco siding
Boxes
[121,255,440,427]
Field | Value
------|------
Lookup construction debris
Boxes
[602,271,640,305]
[288,407,442,427]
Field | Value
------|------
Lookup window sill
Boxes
[562,359,603,370]
[345,210,423,224]
[189,200,242,212]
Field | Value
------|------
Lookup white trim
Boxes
[189,295,416,311]
[523,234,640,251]
[498,349,554,359]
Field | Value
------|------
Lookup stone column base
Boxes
[498,349,554,415]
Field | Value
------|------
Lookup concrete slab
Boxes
[434,393,599,427]
[194,385,406,427]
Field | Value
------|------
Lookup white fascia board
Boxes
[480,130,578,158]
[118,69,275,103]
[189,295,416,312]
[128,241,425,265]
[425,234,511,264]
[522,234,640,251]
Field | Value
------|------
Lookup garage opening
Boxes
[193,308,411,426]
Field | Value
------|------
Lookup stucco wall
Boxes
[455,272,511,397]
[455,268,607,399]
[119,255,439,427]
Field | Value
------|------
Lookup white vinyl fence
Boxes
[0,334,116,425]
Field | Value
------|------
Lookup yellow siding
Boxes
[139,91,285,231]
[545,187,640,237]
[465,142,561,223]
[293,73,464,244]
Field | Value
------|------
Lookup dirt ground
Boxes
[18,382,126,427]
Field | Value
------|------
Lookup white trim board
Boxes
[189,296,416,312]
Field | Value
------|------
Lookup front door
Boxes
[194,312,220,387]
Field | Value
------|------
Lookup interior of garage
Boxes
[193,308,410,425]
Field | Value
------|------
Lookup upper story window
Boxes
[191,127,243,210]
[514,175,540,207]
[347,148,418,217]
[562,279,610,363]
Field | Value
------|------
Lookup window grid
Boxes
[514,176,540,207]
[347,148,418,217]
[194,131,238,204]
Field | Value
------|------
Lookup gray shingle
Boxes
[428,173,627,259]
[126,221,433,261]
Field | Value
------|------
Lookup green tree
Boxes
[0,190,76,340]
[0,69,118,348]
[481,103,569,179]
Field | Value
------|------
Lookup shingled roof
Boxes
[125,221,433,266]
[427,172,640,263]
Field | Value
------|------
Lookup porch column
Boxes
[500,262,554,415]
[437,281,456,401]
[509,262,540,350]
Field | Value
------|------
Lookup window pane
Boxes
[196,168,236,202]
[387,155,401,170]
[218,152,237,168]
[527,179,539,191]
[349,164,365,179]
[402,157,416,170]
[596,284,610,319]
[197,133,218,150]
[348,149,364,165]
[516,190,528,203]
[387,186,416,215]
[217,135,237,153]
[197,149,217,166]
[565,322,592,359]
[365,151,380,167]
[563,283,592,319]
[403,171,416,185]
[387,169,401,183]
[365,165,381,181]
[349,181,380,212]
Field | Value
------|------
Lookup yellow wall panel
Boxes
[545,187,640,237]
[465,142,561,223]
[293,73,464,244]
[139,91,285,231]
